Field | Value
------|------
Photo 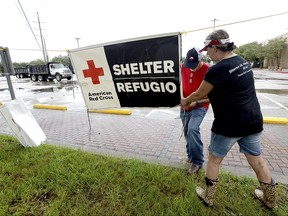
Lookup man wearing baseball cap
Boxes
[180,47,210,174]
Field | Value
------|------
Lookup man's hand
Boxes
[189,101,198,107]
[180,98,190,108]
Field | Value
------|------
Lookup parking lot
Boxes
[1,69,288,116]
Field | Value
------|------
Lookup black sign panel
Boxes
[104,35,180,107]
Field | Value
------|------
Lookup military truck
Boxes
[15,62,73,82]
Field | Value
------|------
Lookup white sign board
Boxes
[0,98,46,147]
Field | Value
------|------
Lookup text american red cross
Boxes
[82,60,104,84]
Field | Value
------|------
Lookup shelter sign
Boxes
[69,33,181,109]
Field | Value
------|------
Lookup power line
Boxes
[16,0,41,50]
[9,48,66,52]
[182,12,288,34]
[9,10,288,53]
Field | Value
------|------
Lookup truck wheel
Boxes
[38,75,45,81]
[31,74,38,82]
[16,74,19,78]
[67,76,72,80]
[20,74,24,78]
[55,74,62,82]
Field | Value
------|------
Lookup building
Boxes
[264,32,288,71]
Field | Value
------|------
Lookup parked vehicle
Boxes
[15,62,73,82]
[15,66,30,78]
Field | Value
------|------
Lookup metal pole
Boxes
[37,12,47,62]
[5,75,16,100]
[0,47,16,100]
[75,38,80,48]
[43,37,49,61]
[211,18,220,30]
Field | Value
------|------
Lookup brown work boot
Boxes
[196,177,219,207]
[188,163,202,174]
[255,178,278,209]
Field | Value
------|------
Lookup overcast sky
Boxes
[1,0,288,63]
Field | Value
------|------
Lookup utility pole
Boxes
[37,12,48,62]
[75,38,80,48]
[211,18,220,30]
[43,37,49,61]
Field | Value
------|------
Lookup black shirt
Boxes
[204,55,263,137]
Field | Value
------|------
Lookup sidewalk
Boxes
[0,105,287,184]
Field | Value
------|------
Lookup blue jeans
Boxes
[180,107,208,166]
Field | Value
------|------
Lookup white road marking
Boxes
[257,92,288,110]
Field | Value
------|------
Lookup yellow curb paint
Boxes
[263,117,288,124]
[89,109,132,115]
[33,104,67,110]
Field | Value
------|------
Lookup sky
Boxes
[1,0,288,63]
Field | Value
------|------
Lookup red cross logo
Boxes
[82,60,104,84]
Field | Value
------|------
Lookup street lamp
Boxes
[75,37,80,48]
[211,19,220,30]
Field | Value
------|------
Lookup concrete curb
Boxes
[31,103,132,115]
[4,100,288,120]
[263,117,288,124]
[33,104,67,111]
[89,109,132,115]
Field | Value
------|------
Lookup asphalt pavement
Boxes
[0,70,287,184]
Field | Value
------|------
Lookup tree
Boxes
[13,62,28,68]
[29,59,45,65]
[235,42,264,68]
[235,38,287,69]
[263,38,287,69]
[51,55,71,67]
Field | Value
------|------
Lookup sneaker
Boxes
[188,163,202,174]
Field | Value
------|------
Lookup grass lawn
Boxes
[0,134,287,215]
